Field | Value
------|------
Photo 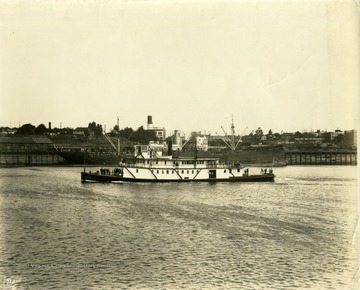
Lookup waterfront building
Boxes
[196,136,209,151]
[0,136,63,165]
[73,127,87,137]
[344,130,357,148]
[146,115,166,141]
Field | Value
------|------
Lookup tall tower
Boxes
[147,115,153,129]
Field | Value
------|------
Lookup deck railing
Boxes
[120,162,238,170]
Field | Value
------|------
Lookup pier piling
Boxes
[285,150,357,165]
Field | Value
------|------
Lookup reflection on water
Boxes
[0,166,357,289]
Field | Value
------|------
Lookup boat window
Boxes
[224,170,226,173]
[162,170,164,174]
[136,169,139,173]
[157,170,159,174]
[181,170,184,174]
[229,169,232,173]
[187,170,189,174]
[237,169,240,172]
[172,170,174,174]
[192,170,194,174]
[165,161,167,165]
[156,161,158,164]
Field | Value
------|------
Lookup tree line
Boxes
[2,122,352,146]
[8,122,157,144]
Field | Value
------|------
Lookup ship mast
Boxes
[231,115,235,151]
[103,117,121,155]
[219,116,243,152]
[117,116,120,155]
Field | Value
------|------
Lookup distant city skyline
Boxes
[1,1,358,137]
[0,117,357,137]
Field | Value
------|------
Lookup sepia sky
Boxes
[0,0,359,136]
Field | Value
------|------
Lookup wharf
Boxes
[0,136,63,166]
[0,151,63,166]
[285,150,357,165]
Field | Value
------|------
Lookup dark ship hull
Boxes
[58,151,124,165]
[60,146,286,166]
[174,146,287,166]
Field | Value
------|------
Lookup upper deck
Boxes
[121,156,240,170]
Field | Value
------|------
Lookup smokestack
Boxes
[147,115,153,129]
[48,122,52,131]
[174,130,181,145]
[168,140,173,156]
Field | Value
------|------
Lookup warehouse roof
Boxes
[0,137,53,144]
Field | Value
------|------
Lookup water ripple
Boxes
[0,166,357,289]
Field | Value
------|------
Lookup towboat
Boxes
[81,144,275,183]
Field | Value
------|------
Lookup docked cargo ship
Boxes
[58,149,125,165]
[59,145,285,166]
[175,145,286,167]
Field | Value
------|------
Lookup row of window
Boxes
[224,169,241,173]
[135,169,200,174]
[0,145,50,152]
[134,168,241,174]
[140,160,206,165]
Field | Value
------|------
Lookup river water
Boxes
[0,166,358,289]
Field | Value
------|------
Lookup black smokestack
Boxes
[168,140,173,156]
[147,115,153,129]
